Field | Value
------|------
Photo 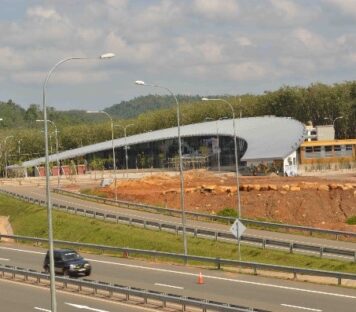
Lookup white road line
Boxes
[0,246,45,255]
[281,303,322,311]
[65,302,109,312]
[0,258,10,261]
[2,245,355,300]
[34,307,51,312]
[87,259,356,300]
[154,283,184,289]
[0,279,157,312]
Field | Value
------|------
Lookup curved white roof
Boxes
[15,116,306,168]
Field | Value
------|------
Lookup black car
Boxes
[43,249,91,277]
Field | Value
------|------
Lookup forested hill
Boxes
[105,94,202,119]
[0,81,355,139]
[0,95,202,128]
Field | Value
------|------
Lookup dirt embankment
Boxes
[0,216,14,242]
[92,170,356,231]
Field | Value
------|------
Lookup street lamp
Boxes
[37,120,60,189]
[87,110,118,201]
[135,80,188,257]
[115,124,134,172]
[17,139,22,157]
[4,135,14,178]
[324,116,343,130]
[202,97,242,259]
[43,52,114,312]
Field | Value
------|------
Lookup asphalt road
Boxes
[1,243,355,312]
[1,184,355,260]
[0,278,154,312]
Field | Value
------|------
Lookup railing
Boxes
[0,264,268,312]
[0,189,355,262]
[52,188,356,240]
[1,234,356,286]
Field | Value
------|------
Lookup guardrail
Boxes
[1,234,356,286]
[0,189,355,262]
[0,264,268,312]
[53,188,356,240]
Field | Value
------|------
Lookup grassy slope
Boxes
[0,194,355,273]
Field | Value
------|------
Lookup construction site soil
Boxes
[87,170,356,232]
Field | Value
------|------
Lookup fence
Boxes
[53,188,356,240]
[0,188,355,262]
[0,264,269,312]
[1,234,356,286]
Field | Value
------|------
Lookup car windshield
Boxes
[62,252,82,261]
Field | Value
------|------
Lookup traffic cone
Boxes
[197,272,204,284]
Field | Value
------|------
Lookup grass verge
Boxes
[0,193,355,274]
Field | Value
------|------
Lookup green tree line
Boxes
[0,81,355,168]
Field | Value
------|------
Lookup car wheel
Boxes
[85,270,91,276]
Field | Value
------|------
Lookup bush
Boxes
[217,208,238,218]
[346,216,356,225]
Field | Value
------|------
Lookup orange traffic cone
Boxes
[197,272,204,284]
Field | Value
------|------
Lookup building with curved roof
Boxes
[10,116,306,176]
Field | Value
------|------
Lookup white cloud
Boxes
[227,62,268,81]
[12,69,110,85]
[198,41,224,63]
[26,6,62,21]
[235,36,253,47]
[193,0,239,19]
[270,0,300,19]
[293,28,327,53]
[0,0,355,108]
[0,47,25,70]
[326,0,356,18]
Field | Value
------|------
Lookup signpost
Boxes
[230,219,246,260]
[230,219,246,239]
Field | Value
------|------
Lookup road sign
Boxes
[229,219,246,239]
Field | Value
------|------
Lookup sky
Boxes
[1,0,356,110]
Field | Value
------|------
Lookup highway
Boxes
[0,243,355,312]
[1,184,355,259]
[0,278,153,312]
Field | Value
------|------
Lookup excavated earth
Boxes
[91,170,356,231]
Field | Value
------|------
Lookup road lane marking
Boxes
[3,244,356,300]
[281,304,322,311]
[34,307,51,312]
[87,259,356,300]
[65,302,109,311]
[0,246,45,255]
[0,258,10,261]
[154,283,184,289]
[0,279,157,312]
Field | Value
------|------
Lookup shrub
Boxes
[217,208,238,218]
[346,216,356,225]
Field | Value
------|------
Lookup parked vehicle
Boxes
[43,249,91,277]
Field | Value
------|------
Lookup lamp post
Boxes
[324,116,343,138]
[43,52,114,312]
[37,120,60,189]
[135,80,188,257]
[202,98,242,259]
[115,124,134,172]
[4,135,14,178]
[87,110,118,201]
[17,139,22,157]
